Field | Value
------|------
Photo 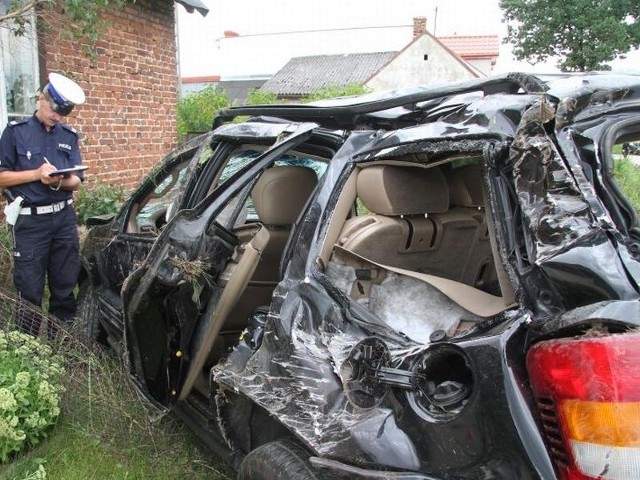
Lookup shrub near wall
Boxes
[74,182,124,226]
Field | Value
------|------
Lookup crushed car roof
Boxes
[214,72,640,131]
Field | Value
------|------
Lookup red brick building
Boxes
[2,0,206,190]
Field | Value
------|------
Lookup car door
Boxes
[85,134,215,338]
[122,122,322,407]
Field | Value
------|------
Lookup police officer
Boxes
[0,72,86,336]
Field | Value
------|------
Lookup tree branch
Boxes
[0,0,39,24]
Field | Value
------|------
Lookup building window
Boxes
[0,6,39,125]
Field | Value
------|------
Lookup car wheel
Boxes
[237,440,326,480]
[77,281,107,345]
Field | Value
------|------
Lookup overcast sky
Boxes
[176,0,639,78]
[193,0,500,36]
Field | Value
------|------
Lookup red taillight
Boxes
[527,331,640,480]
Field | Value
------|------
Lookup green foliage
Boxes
[500,0,640,71]
[614,156,640,213]
[1,0,126,56]
[245,84,369,106]
[0,330,65,463]
[178,85,231,138]
[245,88,278,105]
[56,0,127,54]
[74,181,124,225]
[302,84,370,102]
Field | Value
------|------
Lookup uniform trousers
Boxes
[11,204,79,336]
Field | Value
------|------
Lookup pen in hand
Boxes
[44,157,60,175]
[43,157,62,186]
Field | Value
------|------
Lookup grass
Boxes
[0,290,234,480]
[613,156,640,213]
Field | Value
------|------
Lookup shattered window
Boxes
[135,158,191,232]
[216,148,262,188]
[213,147,328,222]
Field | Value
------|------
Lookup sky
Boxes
[176,0,640,79]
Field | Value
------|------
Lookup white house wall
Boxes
[366,35,478,91]
[467,58,494,76]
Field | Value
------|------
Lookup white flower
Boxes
[14,371,30,389]
[0,388,17,412]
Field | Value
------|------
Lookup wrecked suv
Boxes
[79,72,640,479]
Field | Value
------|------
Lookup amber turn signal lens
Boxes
[561,400,640,446]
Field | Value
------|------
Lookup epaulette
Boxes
[8,119,28,127]
[60,124,78,135]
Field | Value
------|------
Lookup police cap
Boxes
[43,72,85,116]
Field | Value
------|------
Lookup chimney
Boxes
[413,16,427,38]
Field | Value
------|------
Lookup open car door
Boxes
[122,122,320,407]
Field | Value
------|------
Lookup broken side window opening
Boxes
[322,152,515,346]
[611,126,640,227]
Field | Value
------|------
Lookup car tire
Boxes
[77,281,107,345]
[236,440,326,480]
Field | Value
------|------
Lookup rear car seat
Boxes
[336,164,485,285]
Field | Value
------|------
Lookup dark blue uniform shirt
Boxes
[0,114,84,206]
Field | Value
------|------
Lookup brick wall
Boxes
[38,0,178,191]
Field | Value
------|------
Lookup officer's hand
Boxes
[37,163,62,185]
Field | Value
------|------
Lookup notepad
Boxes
[48,165,89,177]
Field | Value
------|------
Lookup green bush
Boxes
[178,86,231,139]
[245,89,278,105]
[302,83,370,102]
[74,182,124,226]
[0,330,65,463]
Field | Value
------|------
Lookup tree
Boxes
[500,0,640,71]
[0,0,126,52]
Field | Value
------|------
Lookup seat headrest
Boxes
[252,166,318,225]
[357,165,449,215]
[448,164,484,207]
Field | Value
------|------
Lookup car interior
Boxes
[182,161,325,398]
[318,155,517,343]
[180,152,520,398]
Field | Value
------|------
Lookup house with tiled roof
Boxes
[439,35,500,74]
[260,52,397,99]
[261,18,494,99]
[187,17,499,104]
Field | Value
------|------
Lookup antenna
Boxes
[433,6,438,36]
